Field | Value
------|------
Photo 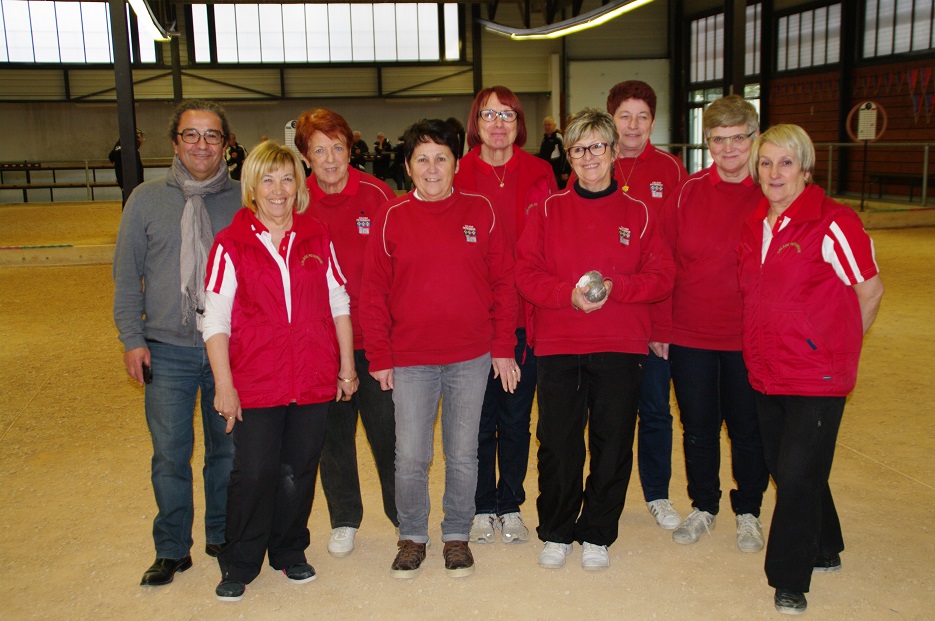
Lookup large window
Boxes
[689,4,761,84]
[191,3,461,64]
[863,0,934,57]
[0,0,156,63]
[777,4,842,71]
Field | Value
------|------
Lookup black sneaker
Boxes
[215,580,245,602]
[391,540,427,579]
[813,552,842,573]
[774,589,807,615]
[282,562,317,584]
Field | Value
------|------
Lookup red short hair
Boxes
[466,86,527,149]
[606,81,657,119]
[294,108,353,157]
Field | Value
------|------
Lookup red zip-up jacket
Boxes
[738,185,879,396]
[205,209,344,407]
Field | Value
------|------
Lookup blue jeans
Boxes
[320,349,398,529]
[669,345,769,516]
[393,353,490,542]
[637,349,673,502]
[475,328,537,516]
[144,341,233,558]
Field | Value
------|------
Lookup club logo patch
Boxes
[356,215,371,235]
[619,226,631,246]
[463,225,477,243]
[650,181,664,198]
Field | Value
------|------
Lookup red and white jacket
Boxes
[203,208,349,407]
[738,185,879,397]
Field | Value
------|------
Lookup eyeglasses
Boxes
[567,142,609,159]
[479,109,518,123]
[707,131,755,147]
[176,128,226,145]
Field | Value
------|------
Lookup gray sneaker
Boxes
[469,513,497,543]
[672,509,716,544]
[736,513,765,553]
[498,512,529,543]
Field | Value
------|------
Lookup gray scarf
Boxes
[173,156,230,329]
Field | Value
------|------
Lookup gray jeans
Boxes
[392,353,490,542]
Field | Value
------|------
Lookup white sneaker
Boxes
[581,542,609,571]
[538,541,572,569]
[499,512,529,543]
[647,499,681,530]
[469,513,497,543]
[327,526,358,558]
[672,509,716,544]
[736,513,765,553]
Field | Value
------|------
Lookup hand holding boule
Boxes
[577,270,607,303]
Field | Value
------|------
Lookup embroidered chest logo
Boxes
[650,181,664,198]
[463,225,477,243]
[356,215,371,235]
[619,226,631,246]
[777,242,802,255]
[301,253,323,266]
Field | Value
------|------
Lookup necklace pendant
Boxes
[622,185,629,192]
[499,181,505,188]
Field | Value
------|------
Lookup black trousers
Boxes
[755,393,846,593]
[218,402,328,584]
[535,352,643,547]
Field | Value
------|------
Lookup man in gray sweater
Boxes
[113,100,242,587]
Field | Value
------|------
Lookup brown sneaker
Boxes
[391,540,426,579]
[442,540,474,578]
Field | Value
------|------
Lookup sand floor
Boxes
[0,202,933,620]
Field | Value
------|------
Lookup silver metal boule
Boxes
[580,270,607,303]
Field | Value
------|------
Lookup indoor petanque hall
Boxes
[2,0,935,619]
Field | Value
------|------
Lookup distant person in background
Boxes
[351,131,368,171]
[537,116,567,189]
[109,128,145,204]
[446,117,466,156]
[373,132,392,180]
[390,135,411,192]
[225,134,247,181]
[113,99,239,588]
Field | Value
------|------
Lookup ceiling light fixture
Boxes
[127,0,171,42]
[480,0,655,41]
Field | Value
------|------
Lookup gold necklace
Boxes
[616,158,638,192]
[491,164,506,188]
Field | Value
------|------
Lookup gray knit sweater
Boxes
[113,173,242,352]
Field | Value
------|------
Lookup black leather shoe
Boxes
[282,562,317,584]
[140,556,193,586]
[813,552,842,573]
[216,579,245,601]
[205,543,223,558]
[774,589,807,615]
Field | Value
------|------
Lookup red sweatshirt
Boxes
[306,167,395,349]
[360,188,517,371]
[456,145,557,330]
[657,166,763,349]
[515,184,675,356]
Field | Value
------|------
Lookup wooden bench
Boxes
[867,173,935,202]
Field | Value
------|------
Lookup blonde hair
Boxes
[703,94,759,138]
[240,141,309,214]
[564,108,618,153]
[749,124,816,184]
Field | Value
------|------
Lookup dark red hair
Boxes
[466,86,528,149]
[294,108,354,157]
[606,81,657,119]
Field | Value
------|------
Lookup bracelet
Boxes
[338,376,358,383]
